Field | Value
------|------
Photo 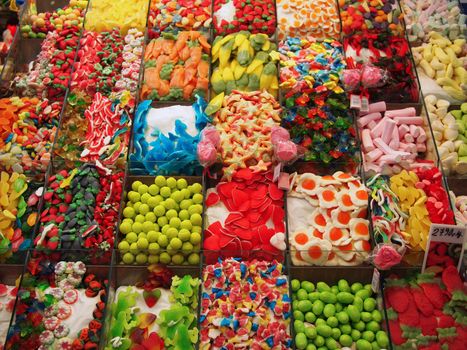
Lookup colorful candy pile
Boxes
[213,0,276,35]
[211,32,279,97]
[277,0,340,40]
[384,267,467,349]
[20,0,88,38]
[35,166,123,251]
[119,176,203,265]
[359,105,431,174]
[402,0,466,42]
[0,97,60,175]
[292,278,390,350]
[209,90,282,179]
[130,96,210,175]
[200,259,292,348]
[84,0,149,34]
[204,169,285,263]
[148,0,212,38]
[288,172,371,266]
[344,33,419,103]
[6,259,108,350]
[339,0,404,36]
[141,31,210,101]
[424,97,467,175]
[107,265,200,349]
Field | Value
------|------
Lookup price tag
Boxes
[273,163,282,183]
[371,268,380,293]
[421,223,466,272]
[350,94,362,110]
[360,96,369,113]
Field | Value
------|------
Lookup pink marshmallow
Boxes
[357,112,382,127]
[409,124,420,138]
[381,118,397,144]
[400,142,417,153]
[417,127,427,143]
[379,153,402,164]
[398,124,410,138]
[366,148,383,162]
[404,133,415,143]
[370,118,386,138]
[368,101,386,114]
[368,120,377,129]
[373,138,394,155]
[385,107,416,118]
[362,129,375,152]
[393,117,423,125]
[416,143,427,152]
[391,125,399,149]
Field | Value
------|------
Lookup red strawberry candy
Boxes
[442,265,464,294]
[411,287,434,316]
[419,315,438,336]
[385,286,411,313]
[388,319,406,345]
[398,301,420,327]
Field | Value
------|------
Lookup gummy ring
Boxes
[54,262,66,275]
[47,287,64,300]
[39,330,55,345]
[63,289,78,304]
[65,262,74,274]
[67,273,83,286]
[59,280,75,291]
[56,337,73,350]
[54,324,70,338]
[44,304,59,317]
[73,261,86,275]
[44,316,59,330]
[57,303,72,320]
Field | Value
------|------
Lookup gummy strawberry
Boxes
[385,285,411,313]
[388,319,406,345]
[438,314,455,328]
[398,301,420,327]
[143,289,161,308]
[418,274,447,309]
[141,332,164,350]
[411,286,434,316]
[442,265,463,294]
[419,315,438,336]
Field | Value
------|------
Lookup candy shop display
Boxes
[411,33,467,102]
[291,278,390,350]
[450,192,467,226]
[401,0,466,43]
[84,0,149,34]
[279,37,359,166]
[339,0,404,36]
[424,96,467,175]
[204,169,285,263]
[5,259,108,350]
[211,32,278,97]
[148,0,212,38]
[106,265,200,349]
[141,31,210,101]
[213,0,276,36]
[119,176,203,265]
[207,90,282,179]
[200,258,292,348]
[130,96,210,175]
[20,0,88,38]
[384,268,466,349]
[35,166,124,251]
[344,33,420,103]
[277,0,340,40]
[359,105,431,175]
[288,172,371,266]
[0,283,17,346]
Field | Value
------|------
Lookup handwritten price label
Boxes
[429,224,465,244]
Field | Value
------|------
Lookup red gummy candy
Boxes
[388,319,406,345]
[385,286,410,313]
[419,315,438,336]
[419,282,446,310]
[411,287,434,316]
[398,301,420,327]
[442,265,464,293]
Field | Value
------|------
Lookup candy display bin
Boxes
[116,175,204,266]
[101,261,201,350]
[288,265,393,350]
[4,249,112,350]
[0,262,25,349]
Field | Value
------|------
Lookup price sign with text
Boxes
[421,224,466,272]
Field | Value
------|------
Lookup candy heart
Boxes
[270,232,286,250]
[143,289,161,308]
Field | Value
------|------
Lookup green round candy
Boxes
[339,334,353,347]
[176,178,188,189]
[326,316,338,328]
[356,339,372,350]
[122,252,134,264]
[331,327,341,340]
[351,329,361,341]
[371,341,380,350]
[361,311,372,323]
[317,282,330,292]
[159,252,171,264]
[306,344,317,350]
[312,300,324,316]
[305,326,317,340]
[347,305,361,322]
[362,331,375,342]
[295,333,307,350]
[314,335,325,347]
[371,310,382,323]
[132,180,143,191]
[323,304,336,318]
[335,303,343,312]
[187,252,200,265]
[294,320,305,334]
[340,324,352,335]
[353,297,364,312]
[315,318,326,326]
[293,300,299,310]
[148,184,160,195]
[301,281,315,293]
[366,321,380,333]
[363,298,377,312]
[305,312,316,323]
[375,331,389,347]
[291,279,301,292]
[316,324,332,338]
[351,282,363,293]
[356,289,371,301]
[293,310,305,321]
[154,176,166,187]
[354,321,366,332]
[338,279,350,292]
[308,292,320,302]
[325,337,338,350]
[126,232,137,243]
[298,300,313,312]
[330,286,339,294]
[297,288,309,301]
[337,311,349,324]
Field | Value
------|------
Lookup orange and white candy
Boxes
[316,186,338,208]
[307,208,328,231]
[349,218,371,241]
[323,226,351,246]
[296,173,321,195]
[299,238,332,265]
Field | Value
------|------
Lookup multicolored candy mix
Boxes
[277,0,340,40]
[84,0,149,34]
[107,266,200,349]
[6,258,107,350]
[213,0,276,35]
[339,0,404,36]
[0,97,60,175]
[211,32,279,97]
[35,166,123,251]
[148,0,212,38]
[288,172,371,266]
[384,267,467,349]
[204,169,285,263]
[119,176,202,266]
[211,90,282,179]
[141,31,210,102]
[130,96,210,175]
[20,0,88,38]
[200,259,292,349]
